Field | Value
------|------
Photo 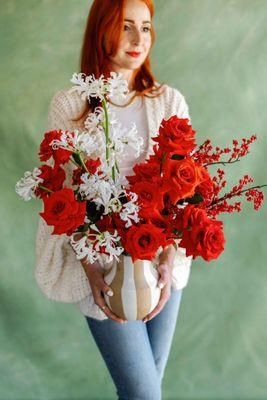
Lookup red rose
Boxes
[154,116,196,155]
[195,166,215,205]
[39,130,71,166]
[145,210,174,237]
[122,223,169,262]
[181,204,208,229]
[149,144,165,163]
[163,158,201,203]
[177,206,225,261]
[180,217,225,261]
[131,181,164,212]
[126,160,161,185]
[137,206,161,221]
[171,204,206,233]
[35,164,66,199]
[40,188,86,235]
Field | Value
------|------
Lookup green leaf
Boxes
[78,223,90,233]
[171,154,185,160]
[186,193,204,204]
[72,153,82,166]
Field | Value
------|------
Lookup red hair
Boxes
[73,0,163,121]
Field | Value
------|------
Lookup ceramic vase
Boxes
[103,255,161,321]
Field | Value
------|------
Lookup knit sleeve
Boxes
[34,90,91,303]
[171,88,192,125]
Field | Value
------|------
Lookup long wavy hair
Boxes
[72,0,163,122]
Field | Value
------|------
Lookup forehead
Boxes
[124,0,151,22]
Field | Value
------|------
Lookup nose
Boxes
[131,28,141,46]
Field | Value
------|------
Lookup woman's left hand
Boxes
[142,261,172,323]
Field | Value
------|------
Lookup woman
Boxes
[35,0,192,398]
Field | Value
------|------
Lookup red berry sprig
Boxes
[194,134,257,167]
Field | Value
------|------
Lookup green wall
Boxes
[1,0,267,399]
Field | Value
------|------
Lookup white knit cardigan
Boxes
[35,84,193,320]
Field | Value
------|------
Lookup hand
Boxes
[83,260,127,324]
[142,262,172,323]
[71,233,127,324]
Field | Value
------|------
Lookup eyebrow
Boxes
[124,19,151,24]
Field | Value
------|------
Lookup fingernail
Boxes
[107,290,114,296]
[158,282,164,289]
[143,318,148,323]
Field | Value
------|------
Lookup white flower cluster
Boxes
[67,71,143,262]
[70,225,124,265]
[109,121,144,159]
[119,191,140,228]
[83,103,144,170]
[70,71,144,169]
[51,129,99,158]
[16,71,144,265]
[15,168,43,201]
[70,71,129,102]
[79,172,140,226]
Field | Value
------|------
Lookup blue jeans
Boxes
[85,288,183,400]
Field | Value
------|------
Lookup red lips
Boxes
[126,52,141,58]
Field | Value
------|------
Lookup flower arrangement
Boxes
[15,72,266,266]
[126,117,266,261]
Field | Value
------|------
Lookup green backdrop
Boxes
[1,0,267,399]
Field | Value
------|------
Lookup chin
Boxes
[124,59,146,70]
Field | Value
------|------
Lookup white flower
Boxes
[94,230,124,263]
[106,72,129,100]
[119,191,140,228]
[70,234,98,264]
[110,122,144,158]
[70,228,123,264]
[84,107,105,133]
[79,172,114,213]
[51,129,99,158]
[70,73,106,101]
[15,168,43,201]
[79,172,129,215]
[70,71,129,102]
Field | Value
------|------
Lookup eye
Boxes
[142,26,151,33]
[124,25,131,31]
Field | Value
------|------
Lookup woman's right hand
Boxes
[81,258,127,324]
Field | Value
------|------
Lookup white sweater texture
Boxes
[35,84,193,320]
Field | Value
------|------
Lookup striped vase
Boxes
[103,255,161,321]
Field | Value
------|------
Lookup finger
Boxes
[92,288,126,324]
[143,284,171,322]
[157,263,171,289]
[99,282,114,298]
[143,299,165,322]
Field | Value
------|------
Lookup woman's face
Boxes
[108,0,152,75]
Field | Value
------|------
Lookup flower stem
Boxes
[102,98,110,166]
[112,166,115,181]
[115,159,120,173]
[204,159,240,167]
[77,152,89,173]
[39,185,53,193]
[208,184,267,207]
[69,156,80,168]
